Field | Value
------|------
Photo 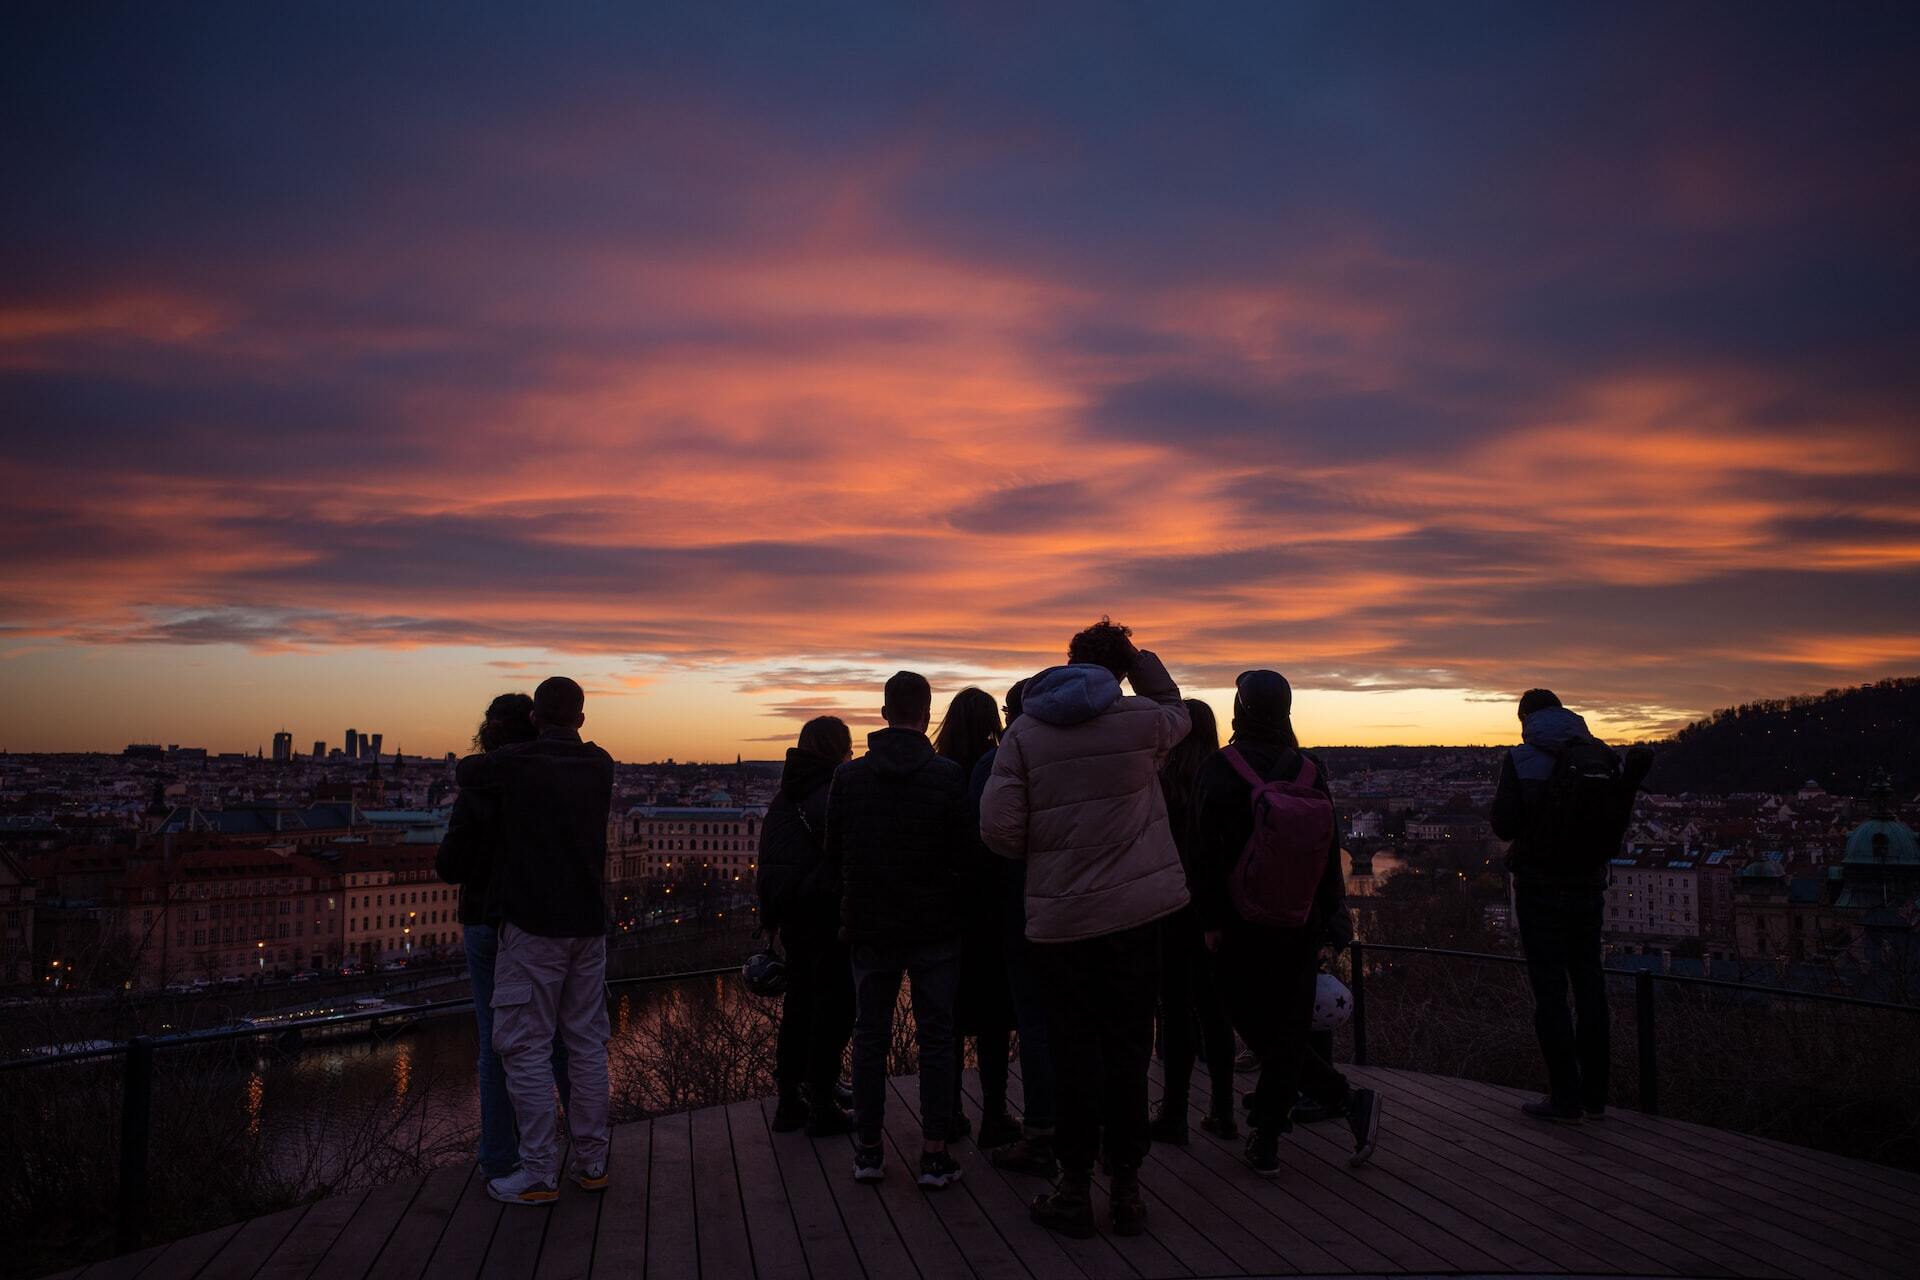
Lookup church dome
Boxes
[1843,774,1919,867]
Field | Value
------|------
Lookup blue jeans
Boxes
[466,924,570,1175]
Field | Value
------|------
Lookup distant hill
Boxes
[1642,678,1920,796]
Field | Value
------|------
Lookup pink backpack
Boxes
[1221,747,1334,928]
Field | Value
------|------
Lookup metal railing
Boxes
[1345,941,1920,1122]
[0,963,741,1253]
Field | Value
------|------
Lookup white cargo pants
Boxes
[491,924,611,1182]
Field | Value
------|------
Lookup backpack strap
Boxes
[1220,746,1266,790]
[1293,755,1318,790]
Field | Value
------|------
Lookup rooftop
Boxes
[51,1064,1916,1280]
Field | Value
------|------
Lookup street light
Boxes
[257,940,265,974]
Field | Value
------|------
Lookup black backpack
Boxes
[1542,739,1626,867]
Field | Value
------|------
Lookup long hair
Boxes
[796,715,852,763]
[474,692,537,752]
[1162,698,1220,807]
[933,686,1001,777]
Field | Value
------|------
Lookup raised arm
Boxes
[979,730,1031,858]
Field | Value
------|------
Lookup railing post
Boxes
[1635,972,1658,1117]
[116,1036,154,1254]
[1349,942,1368,1067]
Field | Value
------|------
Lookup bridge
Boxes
[41,1061,1916,1280]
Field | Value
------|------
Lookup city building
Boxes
[1605,854,1701,941]
[118,846,345,985]
[623,805,766,884]
[272,731,293,763]
[345,729,359,760]
[340,845,460,966]
[0,852,33,986]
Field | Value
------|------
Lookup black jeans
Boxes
[1159,906,1236,1116]
[850,937,960,1143]
[1515,884,1609,1110]
[1217,923,1349,1130]
[1036,920,1160,1175]
[775,932,854,1103]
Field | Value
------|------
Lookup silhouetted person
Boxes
[461,676,616,1205]
[436,692,569,1179]
[1490,689,1653,1122]
[1153,698,1239,1144]
[1190,670,1379,1176]
[934,687,1020,1149]
[982,618,1191,1239]
[757,715,856,1137]
[830,671,969,1188]
[973,679,1061,1179]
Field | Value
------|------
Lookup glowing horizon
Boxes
[4,5,1918,760]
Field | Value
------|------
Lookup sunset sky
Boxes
[3,3,1918,761]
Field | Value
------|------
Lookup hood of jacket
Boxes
[1022,663,1122,727]
[863,726,936,779]
[779,747,838,803]
[1522,706,1595,752]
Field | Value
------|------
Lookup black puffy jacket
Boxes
[828,727,968,945]
[454,728,614,938]
[756,748,839,943]
[435,754,501,925]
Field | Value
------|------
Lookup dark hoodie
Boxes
[1491,706,1654,890]
[827,726,969,945]
[756,747,840,943]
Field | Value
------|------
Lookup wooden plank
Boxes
[76,1242,167,1280]
[1359,1077,1687,1276]
[365,1160,472,1280]
[754,1097,865,1280]
[1142,1059,1449,1276]
[478,1193,553,1280]
[1388,1069,1829,1279]
[197,1206,311,1280]
[876,1073,1022,1280]
[804,1094,918,1280]
[1423,1068,1906,1279]
[419,1167,503,1280]
[723,1100,810,1280]
[1376,1068,1761,1278]
[132,1223,242,1280]
[308,1177,423,1280]
[255,1190,367,1280]
[934,1073,1120,1280]
[644,1112,698,1280]
[688,1106,755,1280]
[589,1121,651,1280]
[531,1170,603,1280]
[1439,1070,1919,1266]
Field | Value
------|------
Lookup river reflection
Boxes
[239,973,752,1187]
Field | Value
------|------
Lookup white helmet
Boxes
[1312,972,1353,1031]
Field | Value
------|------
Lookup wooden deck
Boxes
[49,1063,1920,1280]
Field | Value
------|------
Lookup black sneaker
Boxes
[991,1134,1059,1178]
[771,1094,809,1133]
[1345,1088,1380,1167]
[806,1104,854,1138]
[852,1140,885,1183]
[1200,1111,1240,1140]
[1582,1104,1607,1122]
[1291,1095,1340,1124]
[1148,1105,1189,1146]
[1030,1173,1096,1239]
[1521,1098,1582,1124]
[976,1109,1022,1150]
[1245,1127,1281,1177]
[1109,1169,1148,1237]
[917,1147,963,1189]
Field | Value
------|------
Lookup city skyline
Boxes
[4,4,1918,760]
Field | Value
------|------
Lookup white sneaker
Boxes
[488,1168,559,1205]
[570,1162,609,1191]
